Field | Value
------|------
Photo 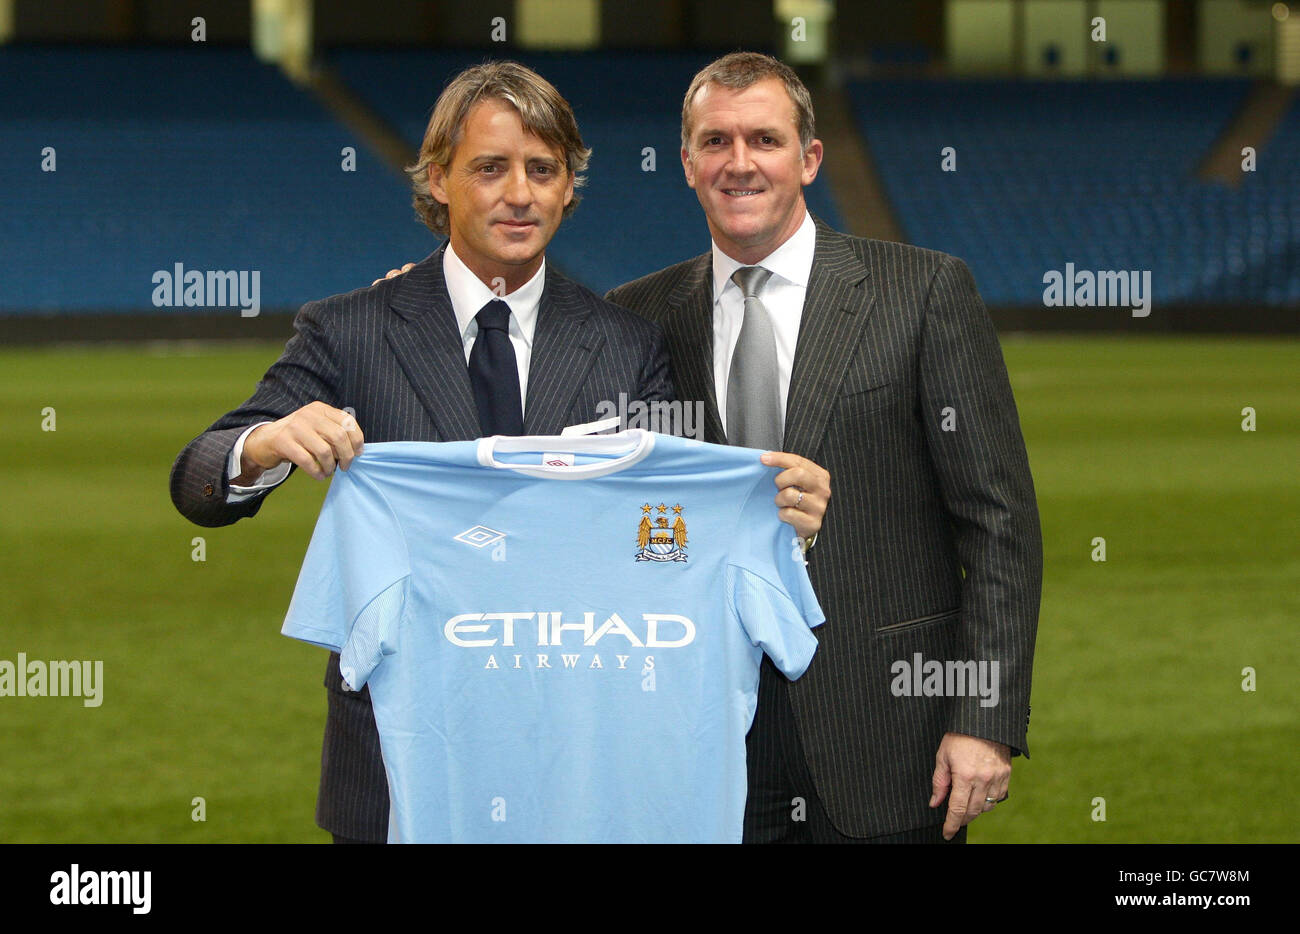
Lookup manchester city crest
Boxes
[636,502,687,563]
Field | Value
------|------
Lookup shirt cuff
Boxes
[227,422,291,503]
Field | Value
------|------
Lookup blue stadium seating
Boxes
[0,46,842,313]
[3,47,1289,313]
[0,46,435,313]
[845,77,1299,307]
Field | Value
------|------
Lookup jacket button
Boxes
[203,483,215,497]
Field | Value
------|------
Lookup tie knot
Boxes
[731,266,772,299]
[476,299,511,333]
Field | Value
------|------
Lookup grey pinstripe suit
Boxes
[169,244,672,841]
[606,218,1042,838]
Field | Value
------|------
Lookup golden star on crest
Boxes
[656,503,668,514]
[672,504,683,514]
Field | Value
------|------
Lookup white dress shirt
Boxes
[443,241,543,403]
[226,244,545,502]
[711,211,815,437]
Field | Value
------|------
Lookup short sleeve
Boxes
[281,464,411,690]
[727,473,825,679]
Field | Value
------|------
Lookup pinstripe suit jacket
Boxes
[170,244,672,840]
[606,218,1042,837]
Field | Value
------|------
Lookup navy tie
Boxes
[468,299,524,437]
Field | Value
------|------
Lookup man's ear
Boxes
[681,147,696,189]
[427,163,450,205]
[800,139,824,187]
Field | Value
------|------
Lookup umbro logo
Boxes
[455,526,506,549]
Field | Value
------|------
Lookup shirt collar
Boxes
[710,210,816,304]
[443,242,545,343]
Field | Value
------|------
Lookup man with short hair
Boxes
[606,52,1043,843]
[170,60,828,843]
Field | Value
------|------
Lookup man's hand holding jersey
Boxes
[234,401,365,484]
[761,452,829,545]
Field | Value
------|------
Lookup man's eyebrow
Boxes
[464,154,560,166]
[695,126,785,139]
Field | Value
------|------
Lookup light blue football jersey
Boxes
[281,430,824,843]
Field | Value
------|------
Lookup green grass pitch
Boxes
[0,335,1295,842]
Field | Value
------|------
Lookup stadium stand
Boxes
[4,46,1289,315]
[845,77,1299,307]
[0,46,433,313]
[0,46,842,313]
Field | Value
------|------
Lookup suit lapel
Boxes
[663,255,726,444]
[783,219,876,457]
[522,267,602,435]
[384,244,482,442]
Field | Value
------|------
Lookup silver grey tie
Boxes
[726,265,782,450]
